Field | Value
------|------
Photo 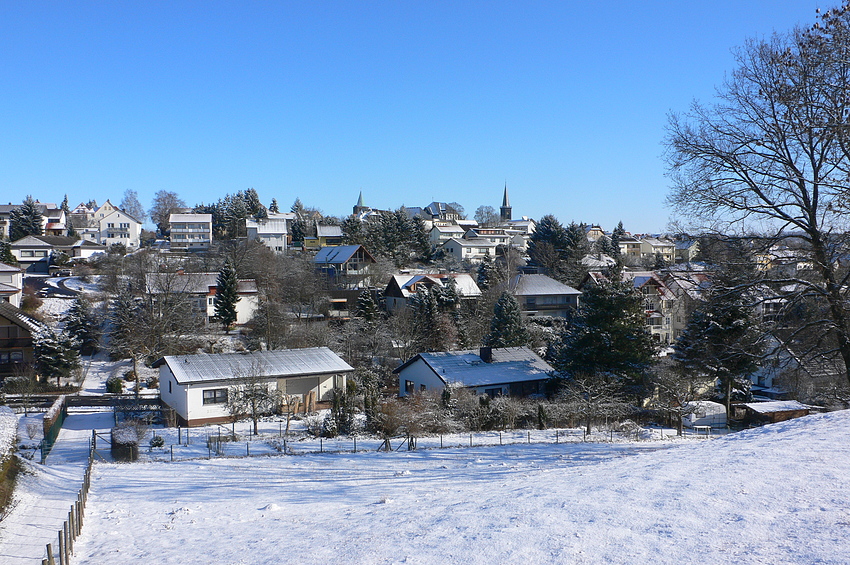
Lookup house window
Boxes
[107,223,114,228]
[485,387,502,398]
[405,380,414,394]
[202,388,228,405]
[168,380,172,394]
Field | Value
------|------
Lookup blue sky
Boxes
[0,1,826,233]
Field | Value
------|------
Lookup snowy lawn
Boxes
[71,410,850,565]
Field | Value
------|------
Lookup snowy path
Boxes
[0,410,114,565]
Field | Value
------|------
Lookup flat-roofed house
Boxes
[169,213,213,250]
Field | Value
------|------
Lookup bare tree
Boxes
[226,362,281,435]
[666,7,850,386]
[558,373,629,434]
[149,190,186,235]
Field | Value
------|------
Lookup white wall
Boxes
[397,358,447,397]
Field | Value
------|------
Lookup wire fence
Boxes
[139,424,711,463]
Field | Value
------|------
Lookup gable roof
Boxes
[394,346,553,388]
[0,262,21,273]
[385,273,481,299]
[153,347,354,385]
[314,245,375,264]
[316,224,343,238]
[10,235,106,249]
[100,209,142,224]
[508,274,580,297]
[0,301,44,334]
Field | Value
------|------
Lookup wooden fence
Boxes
[42,430,94,565]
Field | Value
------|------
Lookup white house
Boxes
[97,209,142,249]
[0,262,23,307]
[394,346,554,398]
[169,213,213,250]
[383,273,481,313]
[246,213,294,252]
[10,235,106,273]
[145,271,259,325]
[154,348,354,427]
[429,224,466,248]
[440,237,498,263]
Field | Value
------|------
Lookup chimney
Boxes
[479,347,492,363]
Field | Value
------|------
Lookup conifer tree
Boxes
[484,291,528,348]
[9,196,43,241]
[34,326,80,387]
[269,198,280,213]
[355,290,380,322]
[214,259,241,332]
[610,221,625,257]
[63,296,100,354]
[476,253,495,290]
[551,281,655,400]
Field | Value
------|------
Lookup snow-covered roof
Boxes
[316,224,343,238]
[744,401,810,414]
[0,300,44,334]
[395,347,553,388]
[314,245,374,264]
[154,347,354,385]
[169,213,212,223]
[0,262,21,273]
[388,273,482,299]
[508,274,580,297]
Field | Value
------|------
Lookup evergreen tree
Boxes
[610,221,625,257]
[0,241,16,264]
[672,290,762,413]
[484,291,528,348]
[60,194,71,216]
[354,290,380,322]
[243,188,263,217]
[254,204,268,220]
[551,281,655,400]
[269,198,280,213]
[9,196,43,241]
[476,253,495,290]
[33,326,80,387]
[63,296,100,354]
[214,259,241,332]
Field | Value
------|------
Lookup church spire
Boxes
[500,182,512,222]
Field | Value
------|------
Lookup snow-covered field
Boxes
[61,410,850,565]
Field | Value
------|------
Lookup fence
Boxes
[142,424,699,463]
[40,400,68,464]
[42,430,95,565]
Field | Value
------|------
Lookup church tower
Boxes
[353,191,367,216]
[500,183,512,222]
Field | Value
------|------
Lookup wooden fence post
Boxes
[46,542,55,565]
[58,530,65,565]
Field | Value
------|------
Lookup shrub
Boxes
[149,435,165,448]
[147,376,159,389]
[106,376,124,394]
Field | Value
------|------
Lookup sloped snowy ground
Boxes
[69,410,850,565]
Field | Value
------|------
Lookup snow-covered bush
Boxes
[106,376,124,394]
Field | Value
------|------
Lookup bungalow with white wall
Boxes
[154,348,354,427]
[394,346,553,398]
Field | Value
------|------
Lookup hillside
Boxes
[71,411,850,564]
